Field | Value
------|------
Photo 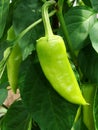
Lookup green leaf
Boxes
[0,88,7,105]
[0,47,12,79]
[90,0,98,11]
[0,41,10,61]
[64,6,96,50]
[0,0,10,38]
[78,44,98,83]
[89,21,98,53]
[0,70,9,89]
[19,56,78,130]
[1,100,31,130]
[13,0,44,60]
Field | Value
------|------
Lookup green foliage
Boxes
[64,6,96,50]
[90,0,98,11]
[19,55,78,130]
[0,89,7,105]
[0,0,98,130]
[13,0,44,60]
[89,21,98,53]
[78,44,98,83]
[0,0,10,38]
[1,101,31,130]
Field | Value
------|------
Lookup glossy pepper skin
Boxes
[36,1,87,105]
[7,26,22,93]
[37,35,87,105]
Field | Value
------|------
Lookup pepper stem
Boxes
[42,0,56,38]
[11,10,56,45]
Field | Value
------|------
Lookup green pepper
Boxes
[7,26,22,93]
[36,1,87,105]
[82,84,95,130]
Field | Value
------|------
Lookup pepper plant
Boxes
[0,0,98,130]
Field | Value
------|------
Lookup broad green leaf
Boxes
[64,6,96,50]
[0,0,10,38]
[90,0,98,11]
[89,21,98,53]
[1,100,31,130]
[19,56,78,130]
[0,88,7,105]
[13,0,44,60]
[0,2,14,41]
[78,44,98,83]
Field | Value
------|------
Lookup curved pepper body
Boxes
[7,43,22,93]
[7,26,22,93]
[36,35,87,105]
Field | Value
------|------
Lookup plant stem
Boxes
[57,2,82,80]
[12,10,56,44]
[57,0,64,12]
[57,2,76,61]
[42,0,56,37]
